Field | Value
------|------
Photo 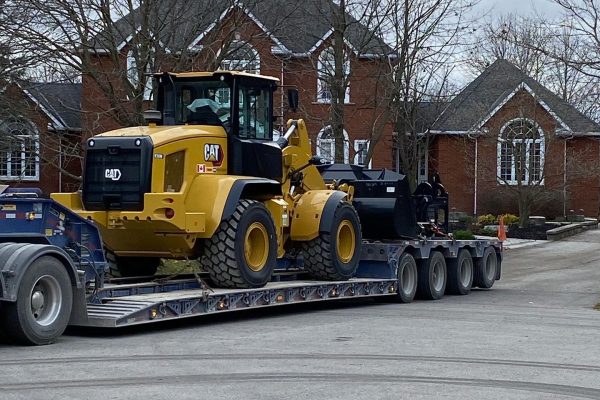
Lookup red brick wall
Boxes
[2,86,82,194]
[81,10,395,169]
[433,89,600,218]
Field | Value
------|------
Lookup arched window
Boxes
[317,47,350,103]
[317,126,349,163]
[497,119,544,185]
[220,40,260,74]
[127,47,154,100]
[0,119,39,181]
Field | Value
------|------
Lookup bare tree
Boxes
[467,13,600,121]
[373,0,477,189]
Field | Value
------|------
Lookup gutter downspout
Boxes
[474,136,478,216]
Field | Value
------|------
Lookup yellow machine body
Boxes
[51,74,347,260]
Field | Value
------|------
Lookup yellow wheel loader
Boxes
[52,71,362,288]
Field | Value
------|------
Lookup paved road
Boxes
[1,231,600,399]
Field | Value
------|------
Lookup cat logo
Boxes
[105,168,122,181]
[204,143,223,167]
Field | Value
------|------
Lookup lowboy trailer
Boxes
[0,189,501,345]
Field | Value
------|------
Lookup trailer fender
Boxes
[221,179,282,222]
[290,190,347,241]
[0,243,80,302]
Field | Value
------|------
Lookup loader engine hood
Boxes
[82,125,226,212]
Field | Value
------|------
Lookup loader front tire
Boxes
[302,202,361,280]
[204,199,277,289]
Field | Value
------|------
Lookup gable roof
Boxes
[22,82,82,131]
[90,0,391,57]
[432,59,600,135]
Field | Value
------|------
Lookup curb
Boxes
[546,219,599,241]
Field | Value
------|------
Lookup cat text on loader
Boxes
[51,71,362,288]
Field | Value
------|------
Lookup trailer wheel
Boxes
[473,246,497,289]
[0,256,72,345]
[302,202,362,280]
[204,199,276,289]
[106,251,159,278]
[417,251,446,300]
[446,249,473,295]
[392,253,418,303]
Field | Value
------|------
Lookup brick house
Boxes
[427,59,600,218]
[83,0,395,168]
[0,82,82,193]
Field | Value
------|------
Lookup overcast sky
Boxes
[477,0,564,18]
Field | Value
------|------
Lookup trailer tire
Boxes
[204,199,276,289]
[473,246,497,289]
[106,251,160,278]
[0,256,72,345]
[393,253,418,303]
[302,203,361,281]
[446,249,473,295]
[417,251,446,300]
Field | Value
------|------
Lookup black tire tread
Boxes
[416,251,446,300]
[446,249,473,295]
[473,246,497,289]
[204,199,274,289]
[301,203,361,281]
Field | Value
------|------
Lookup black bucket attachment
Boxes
[318,164,417,239]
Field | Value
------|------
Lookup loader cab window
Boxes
[169,80,232,128]
[236,85,271,140]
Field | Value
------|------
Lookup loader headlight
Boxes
[135,138,142,146]
[88,139,95,147]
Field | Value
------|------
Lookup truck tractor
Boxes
[52,71,363,289]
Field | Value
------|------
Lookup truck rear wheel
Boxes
[417,251,446,300]
[302,203,362,280]
[204,199,277,289]
[446,249,473,295]
[473,246,497,289]
[106,251,160,278]
[0,256,72,345]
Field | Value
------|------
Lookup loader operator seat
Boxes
[187,105,223,126]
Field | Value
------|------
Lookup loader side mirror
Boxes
[287,88,299,112]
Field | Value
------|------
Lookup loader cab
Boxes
[154,71,282,181]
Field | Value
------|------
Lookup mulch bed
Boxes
[507,223,561,240]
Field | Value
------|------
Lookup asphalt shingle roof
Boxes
[24,82,82,131]
[433,59,600,134]
[91,0,391,56]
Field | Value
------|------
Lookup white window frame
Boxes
[219,40,261,74]
[317,47,350,104]
[353,139,371,167]
[0,121,40,181]
[497,118,545,186]
[316,126,349,163]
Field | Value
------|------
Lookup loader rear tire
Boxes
[302,203,361,281]
[0,256,72,345]
[204,199,277,289]
[106,251,159,278]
